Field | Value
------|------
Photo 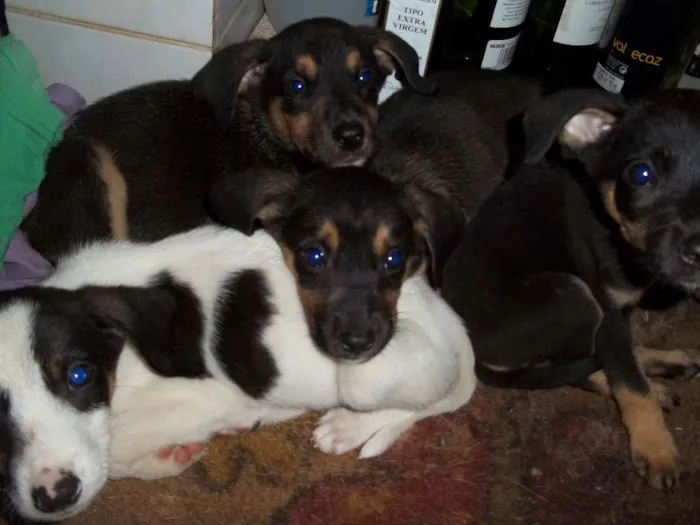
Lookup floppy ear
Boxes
[522,88,627,164]
[82,285,180,375]
[358,27,436,95]
[404,186,465,288]
[206,167,300,236]
[192,39,269,128]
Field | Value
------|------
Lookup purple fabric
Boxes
[0,83,87,291]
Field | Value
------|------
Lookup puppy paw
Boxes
[313,408,413,457]
[630,429,680,492]
[650,382,681,412]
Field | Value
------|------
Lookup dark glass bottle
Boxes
[677,43,700,90]
[593,0,700,97]
[512,0,616,91]
[433,0,533,72]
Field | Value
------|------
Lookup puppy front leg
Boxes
[315,344,477,459]
[596,308,679,491]
[110,377,303,480]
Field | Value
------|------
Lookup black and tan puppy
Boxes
[22,17,434,263]
[371,69,543,221]
[442,88,700,491]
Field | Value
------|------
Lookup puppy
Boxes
[441,88,700,491]
[371,69,544,221]
[21,17,435,263]
[0,168,474,522]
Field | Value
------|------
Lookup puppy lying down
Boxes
[0,225,476,522]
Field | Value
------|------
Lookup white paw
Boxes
[313,408,414,458]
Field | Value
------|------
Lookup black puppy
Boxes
[371,69,543,222]
[22,17,434,263]
[442,88,700,491]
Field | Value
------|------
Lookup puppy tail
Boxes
[475,357,600,390]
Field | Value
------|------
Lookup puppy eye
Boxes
[628,163,656,186]
[358,69,373,86]
[304,247,327,268]
[288,78,306,95]
[384,249,403,271]
[67,364,92,389]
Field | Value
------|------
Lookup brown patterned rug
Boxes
[11,300,700,525]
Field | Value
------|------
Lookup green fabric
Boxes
[0,34,63,264]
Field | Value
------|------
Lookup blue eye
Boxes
[67,365,91,388]
[305,247,326,268]
[289,78,306,94]
[358,69,373,86]
[384,249,403,271]
[629,164,656,186]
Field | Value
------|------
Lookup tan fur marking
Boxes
[373,224,391,257]
[606,285,646,309]
[613,385,678,489]
[296,54,318,80]
[346,50,361,73]
[269,98,312,151]
[366,104,379,125]
[321,221,340,251]
[600,182,647,249]
[107,372,117,403]
[93,146,128,240]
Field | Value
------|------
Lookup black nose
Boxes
[32,472,82,513]
[340,330,376,353]
[681,236,700,268]
[332,122,365,151]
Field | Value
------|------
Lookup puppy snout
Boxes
[332,122,365,151]
[680,235,700,268]
[31,469,82,514]
[340,329,376,353]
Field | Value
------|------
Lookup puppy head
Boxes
[193,17,435,168]
[523,88,700,291]
[208,167,463,362]
[0,284,173,521]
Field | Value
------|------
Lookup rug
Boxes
[36,298,698,525]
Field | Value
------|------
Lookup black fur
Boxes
[441,88,700,490]
[213,270,278,399]
[22,18,433,263]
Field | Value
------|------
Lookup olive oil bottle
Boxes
[593,0,700,96]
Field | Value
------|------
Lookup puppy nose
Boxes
[340,330,376,353]
[332,122,365,151]
[32,471,82,513]
[681,235,700,268]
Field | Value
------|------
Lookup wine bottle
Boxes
[433,0,533,73]
[377,0,447,103]
[593,0,700,97]
[677,43,700,91]
[512,0,616,90]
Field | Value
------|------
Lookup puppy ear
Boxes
[405,186,465,288]
[192,39,269,128]
[358,27,436,95]
[206,167,299,235]
[82,285,177,373]
[523,88,626,164]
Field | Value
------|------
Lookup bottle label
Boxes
[378,0,444,103]
[593,61,625,93]
[490,0,532,29]
[553,0,616,47]
[481,34,521,70]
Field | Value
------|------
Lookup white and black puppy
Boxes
[0,167,476,522]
